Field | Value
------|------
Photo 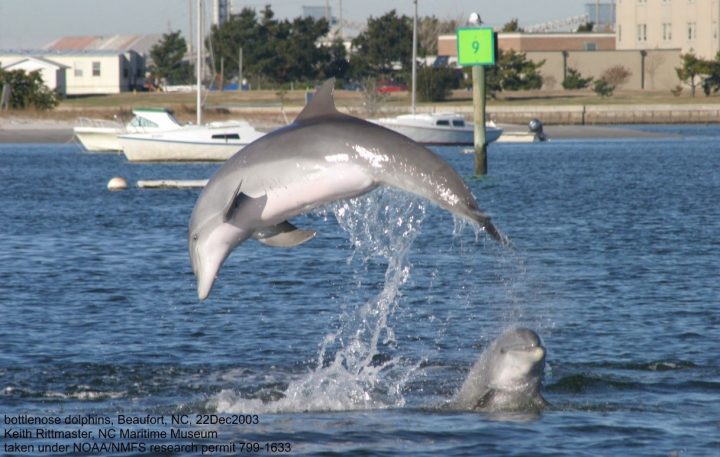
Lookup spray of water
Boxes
[213,189,426,413]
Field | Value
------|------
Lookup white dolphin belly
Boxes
[249,166,377,226]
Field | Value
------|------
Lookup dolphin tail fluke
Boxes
[469,210,510,246]
[483,219,510,246]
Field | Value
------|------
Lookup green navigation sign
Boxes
[456,27,496,67]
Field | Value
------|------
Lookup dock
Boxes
[136,179,208,189]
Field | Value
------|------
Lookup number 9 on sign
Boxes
[456,27,496,66]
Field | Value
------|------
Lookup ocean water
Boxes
[1,128,718,456]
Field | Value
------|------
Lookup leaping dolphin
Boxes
[451,328,547,412]
[188,78,507,300]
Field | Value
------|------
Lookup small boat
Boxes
[118,120,265,162]
[116,0,266,162]
[73,118,124,152]
[73,108,185,152]
[372,112,503,146]
[371,4,502,147]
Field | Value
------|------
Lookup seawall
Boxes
[382,103,720,125]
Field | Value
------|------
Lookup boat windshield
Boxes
[130,117,159,128]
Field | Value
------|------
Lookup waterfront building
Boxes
[1,56,68,95]
[0,50,143,95]
[437,31,680,91]
[616,0,720,59]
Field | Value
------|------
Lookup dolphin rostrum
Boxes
[451,328,547,412]
[188,78,507,300]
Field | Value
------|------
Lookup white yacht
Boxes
[116,0,266,162]
[373,113,503,146]
[371,3,502,147]
[73,108,186,152]
[118,119,265,162]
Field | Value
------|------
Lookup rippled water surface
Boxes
[1,129,719,456]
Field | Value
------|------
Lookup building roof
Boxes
[1,56,69,70]
[0,49,136,58]
[44,34,164,55]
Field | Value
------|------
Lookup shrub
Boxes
[601,65,632,88]
[416,65,455,102]
[562,67,592,90]
[593,78,615,97]
[0,69,59,110]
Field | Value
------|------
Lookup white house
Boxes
[0,50,144,95]
[1,56,68,95]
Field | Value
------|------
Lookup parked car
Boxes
[376,80,408,93]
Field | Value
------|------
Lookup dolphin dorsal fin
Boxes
[295,78,339,123]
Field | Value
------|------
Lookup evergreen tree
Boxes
[562,67,593,89]
[149,31,192,85]
[502,18,524,32]
[352,10,413,77]
[416,64,455,102]
[498,50,544,90]
[208,6,331,84]
[675,51,709,97]
[325,37,350,80]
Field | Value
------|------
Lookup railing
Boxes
[76,117,124,129]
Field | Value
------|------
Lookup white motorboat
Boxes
[118,0,266,162]
[73,108,186,152]
[118,120,265,162]
[373,113,503,145]
[73,117,124,152]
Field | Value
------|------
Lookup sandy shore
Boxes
[0,118,76,144]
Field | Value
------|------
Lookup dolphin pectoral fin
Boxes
[223,180,245,222]
[253,221,316,247]
[223,183,268,224]
[473,389,497,410]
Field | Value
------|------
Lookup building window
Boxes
[584,42,598,51]
[662,23,672,41]
[618,24,622,42]
[687,22,696,40]
[637,23,647,42]
[92,62,101,77]
[74,63,83,77]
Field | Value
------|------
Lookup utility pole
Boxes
[196,0,203,125]
[411,0,417,115]
[238,47,243,89]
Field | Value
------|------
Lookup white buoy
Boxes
[107,176,128,191]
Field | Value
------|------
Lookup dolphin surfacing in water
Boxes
[451,328,547,412]
[188,78,507,300]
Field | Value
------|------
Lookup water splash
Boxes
[213,189,426,413]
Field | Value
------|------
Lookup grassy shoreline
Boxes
[2,88,720,126]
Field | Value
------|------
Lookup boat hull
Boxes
[119,137,248,162]
[73,127,123,152]
[372,115,503,146]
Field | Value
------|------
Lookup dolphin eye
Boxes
[192,234,199,241]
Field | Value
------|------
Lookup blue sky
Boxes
[0,0,586,49]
